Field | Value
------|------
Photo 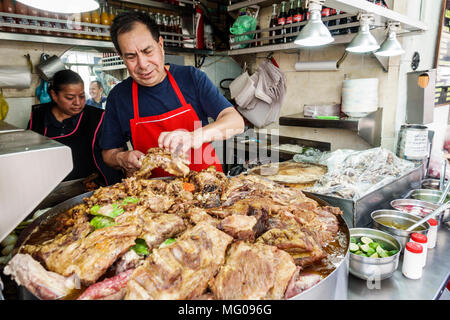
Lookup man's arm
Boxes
[158,106,245,154]
[102,148,144,174]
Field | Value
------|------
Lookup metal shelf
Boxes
[228,33,354,55]
[119,0,196,12]
[0,31,115,48]
[228,0,427,33]
[279,108,383,146]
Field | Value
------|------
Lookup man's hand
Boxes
[102,148,144,176]
[115,150,145,174]
[158,130,203,155]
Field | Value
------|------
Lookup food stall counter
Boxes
[347,227,450,300]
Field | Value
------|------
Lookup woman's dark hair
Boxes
[110,11,160,55]
[50,69,84,94]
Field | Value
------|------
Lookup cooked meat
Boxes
[218,215,258,241]
[4,254,79,300]
[124,222,233,300]
[210,242,297,300]
[284,271,322,299]
[139,192,175,213]
[134,147,190,178]
[77,269,134,300]
[10,165,347,301]
[139,213,186,249]
[187,166,228,193]
[258,211,327,267]
[84,183,128,206]
[21,204,91,248]
[41,213,142,286]
[113,250,145,275]
[21,221,93,266]
[186,207,220,227]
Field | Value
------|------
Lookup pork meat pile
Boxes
[5,147,346,300]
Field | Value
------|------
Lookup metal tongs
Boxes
[406,179,450,231]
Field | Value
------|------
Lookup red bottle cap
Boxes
[428,218,438,226]
[410,233,427,243]
[405,242,423,254]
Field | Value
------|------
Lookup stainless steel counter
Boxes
[348,227,450,300]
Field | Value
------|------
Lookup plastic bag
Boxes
[229,15,257,49]
[0,66,31,89]
[305,148,416,200]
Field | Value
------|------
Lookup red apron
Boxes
[129,67,223,177]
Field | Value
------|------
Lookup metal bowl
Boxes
[390,198,442,223]
[421,179,446,190]
[349,228,401,281]
[405,189,450,204]
[370,210,430,249]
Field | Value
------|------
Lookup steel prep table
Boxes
[347,227,450,300]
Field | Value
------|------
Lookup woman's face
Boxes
[50,83,86,117]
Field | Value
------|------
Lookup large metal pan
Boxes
[14,191,350,300]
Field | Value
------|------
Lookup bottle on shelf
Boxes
[91,6,102,40]
[155,12,162,33]
[15,1,30,34]
[27,5,41,35]
[176,16,183,47]
[3,0,17,33]
[73,13,83,39]
[269,3,278,45]
[168,14,175,47]
[293,0,303,35]
[81,10,93,39]
[0,0,5,32]
[60,13,73,38]
[321,6,331,27]
[108,5,116,24]
[328,7,337,34]
[162,13,168,43]
[277,1,287,44]
[338,11,351,35]
[50,12,62,37]
[39,10,53,36]
[286,0,295,42]
[100,3,111,40]
[350,15,359,33]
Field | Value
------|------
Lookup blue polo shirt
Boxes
[100,64,233,150]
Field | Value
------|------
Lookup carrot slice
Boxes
[183,182,195,192]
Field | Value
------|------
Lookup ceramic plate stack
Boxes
[342,78,379,118]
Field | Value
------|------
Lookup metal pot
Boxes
[15,192,350,300]
[36,55,66,81]
[349,228,401,281]
[371,209,430,249]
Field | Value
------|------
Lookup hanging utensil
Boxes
[406,180,450,231]
[440,159,447,191]
[406,201,450,231]
[437,177,450,204]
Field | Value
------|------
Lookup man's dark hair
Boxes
[50,69,83,94]
[91,80,103,90]
[110,11,160,55]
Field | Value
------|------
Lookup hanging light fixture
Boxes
[16,0,99,14]
[346,14,380,53]
[375,22,405,57]
[294,0,334,47]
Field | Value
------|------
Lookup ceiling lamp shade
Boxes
[346,14,380,53]
[16,0,99,13]
[375,24,405,57]
[294,0,334,47]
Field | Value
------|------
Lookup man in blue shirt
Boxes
[86,80,107,109]
[100,11,244,176]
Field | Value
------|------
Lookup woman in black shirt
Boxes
[28,69,123,186]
